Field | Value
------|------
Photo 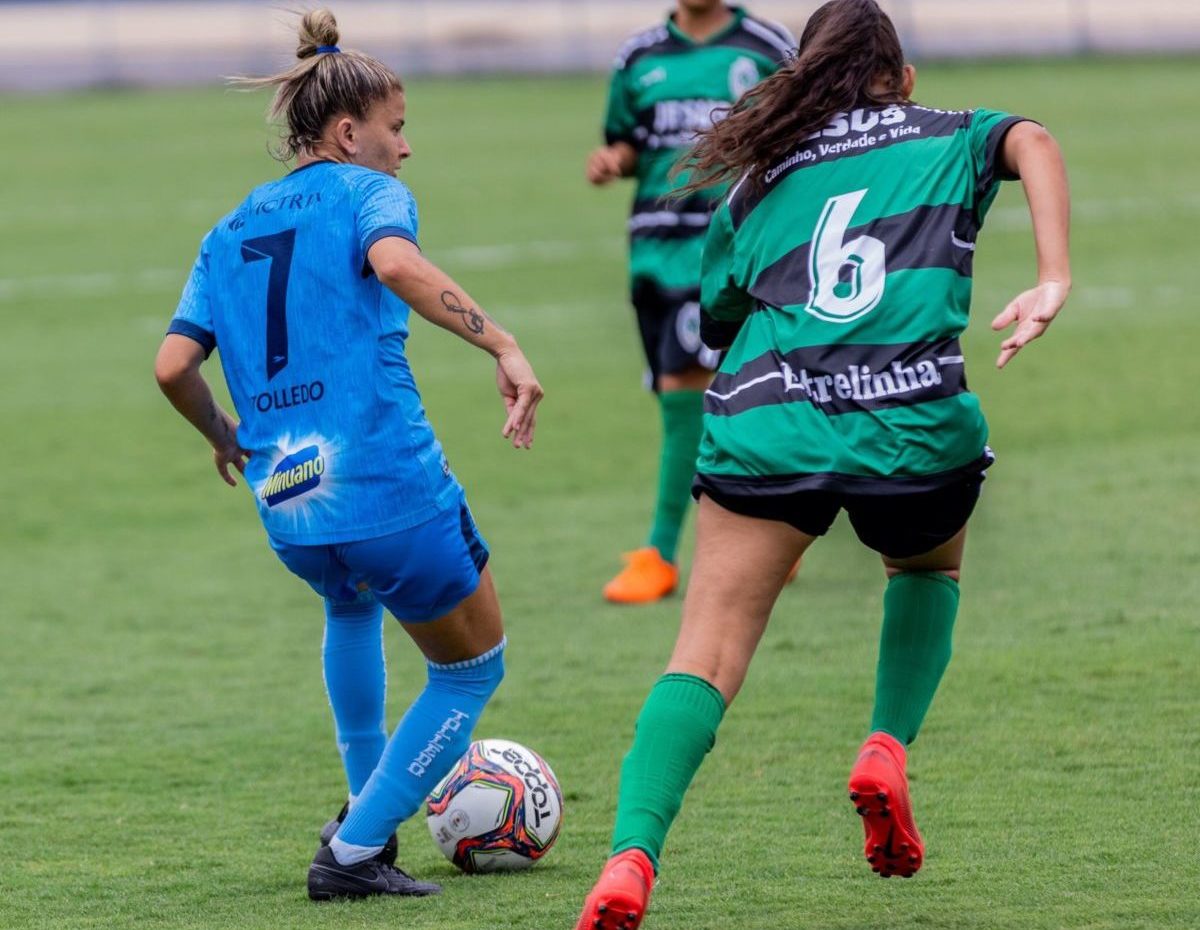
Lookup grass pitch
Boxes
[1,57,1198,930]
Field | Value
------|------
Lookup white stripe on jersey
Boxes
[741,17,797,60]
[613,25,670,70]
[629,211,712,231]
[726,173,751,207]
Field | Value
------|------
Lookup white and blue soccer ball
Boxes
[425,738,563,873]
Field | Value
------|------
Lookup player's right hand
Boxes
[991,279,1070,369]
[496,348,543,450]
[585,146,625,185]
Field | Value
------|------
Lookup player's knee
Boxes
[660,367,712,392]
[885,566,960,582]
[325,596,380,621]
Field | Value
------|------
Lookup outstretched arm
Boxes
[155,334,250,486]
[991,122,1072,369]
[368,236,544,449]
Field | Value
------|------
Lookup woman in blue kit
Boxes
[154,9,543,900]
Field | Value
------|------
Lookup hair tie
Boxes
[316,45,340,54]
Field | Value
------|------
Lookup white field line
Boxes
[0,238,625,303]
[1,190,1196,302]
[987,192,1200,231]
[4,190,1197,232]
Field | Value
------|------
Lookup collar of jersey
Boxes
[288,159,338,176]
[667,5,746,47]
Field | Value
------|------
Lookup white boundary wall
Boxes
[4,0,1200,91]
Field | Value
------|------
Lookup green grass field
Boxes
[1,56,1198,929]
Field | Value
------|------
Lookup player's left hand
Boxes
[991,279,1070,369]
[496,348,543,450]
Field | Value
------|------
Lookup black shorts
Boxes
[631,279,722,388]
[694,470,986,560]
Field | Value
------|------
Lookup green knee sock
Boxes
[646,390,706,563]
[611,673,726,869]
[869,571,960,745]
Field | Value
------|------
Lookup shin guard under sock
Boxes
[647,390,705,563]
[333,638,506,862]
[323,598,387,797]
[869,572,959,745]
[610,673,726,869]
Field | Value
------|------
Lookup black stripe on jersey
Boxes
[630,193,716,240]
[614,25,673,69]
[632,194,718,217]
[729,107,970,228]
[615,26,683,70]
[694,450,993,498]
[705,337,967,418]
[748,203,979,310]
[616,15,794,71]
[739,15,797,63]
[708,27,794,63]
[630,220,710,242]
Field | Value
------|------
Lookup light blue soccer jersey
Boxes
[169,161,459,545]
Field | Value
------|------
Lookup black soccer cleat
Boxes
[318,801,398,867]
[307,844,441,901]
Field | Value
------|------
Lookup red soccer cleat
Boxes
[848,731,924,879]
[574,849,655,930]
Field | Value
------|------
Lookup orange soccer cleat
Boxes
[603,548,678,604]
[848,731,924,879]
[574,849,655,930]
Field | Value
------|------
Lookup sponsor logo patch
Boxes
[261,445,325,508]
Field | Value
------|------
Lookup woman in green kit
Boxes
[586,1,794,604]
[576,1,1071,926]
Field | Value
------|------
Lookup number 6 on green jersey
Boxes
[806,188,886,324]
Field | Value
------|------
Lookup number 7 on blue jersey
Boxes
[241,228,297,381]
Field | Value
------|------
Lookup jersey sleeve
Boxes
[966,109,1033,220]
[167,230,217,357]
[355,174,420,269]
[700,201,755,346]
[603,65,637,147]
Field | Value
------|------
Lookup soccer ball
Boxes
[425,738,563,873]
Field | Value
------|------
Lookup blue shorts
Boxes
[268,490,489,623]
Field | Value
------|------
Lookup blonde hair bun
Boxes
[297,9,340,59]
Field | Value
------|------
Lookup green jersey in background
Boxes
[698,105,1030,492]
[604,7,794,293]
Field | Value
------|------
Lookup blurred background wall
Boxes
[4,0,1199,91]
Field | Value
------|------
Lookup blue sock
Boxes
[333,637,506,862]
[323,598,387,797]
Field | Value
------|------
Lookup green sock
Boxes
[646,390,705,563]
[870,571,960,745]
[611,673,726,869]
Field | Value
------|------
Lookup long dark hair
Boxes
[679,0,908,194]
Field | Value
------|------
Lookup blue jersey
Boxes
[169,161,459,546]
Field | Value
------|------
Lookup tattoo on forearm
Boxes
[441,290,486,335]
[207,397,233,444]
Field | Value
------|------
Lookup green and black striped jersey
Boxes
[603,6,794,291]
[697,104,1030,492]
